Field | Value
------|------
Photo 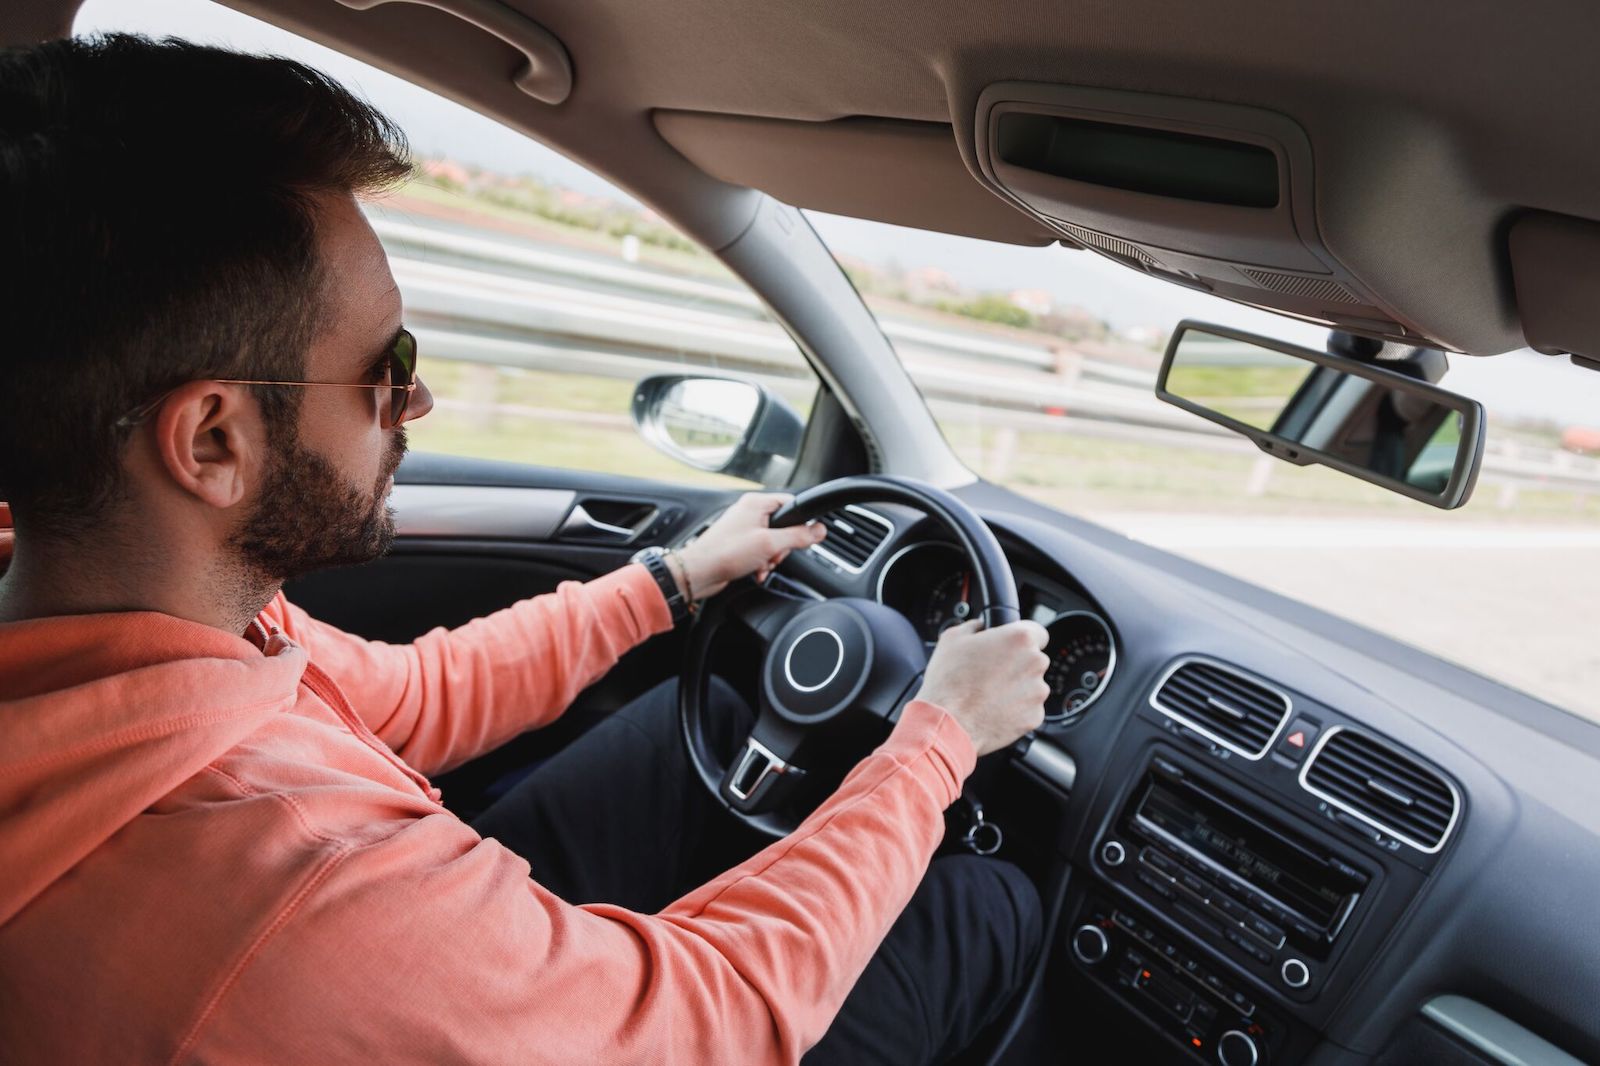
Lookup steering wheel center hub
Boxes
[764,603,875,723]
[784,627,846,691]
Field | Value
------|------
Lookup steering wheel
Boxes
[678,475,1020,837]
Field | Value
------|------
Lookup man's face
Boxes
[229,192,430,582]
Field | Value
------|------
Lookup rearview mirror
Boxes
[631,374,804,483]
[1157,321,1485,509]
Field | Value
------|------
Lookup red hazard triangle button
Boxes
[1276,719,1320,762]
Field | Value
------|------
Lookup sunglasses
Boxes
[116,328,420,429]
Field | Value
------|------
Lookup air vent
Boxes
[1238,267,1361,304]
[809,505,893,573]
[1301,727,1459,853]
[1149,658,1292,759]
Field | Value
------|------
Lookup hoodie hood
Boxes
[0,524,309,926]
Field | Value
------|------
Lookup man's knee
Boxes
[922,854,1044,992]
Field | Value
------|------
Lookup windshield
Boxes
[808,211,1600,724]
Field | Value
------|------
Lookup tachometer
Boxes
[1042,611,1116,723]
[923,568,978,638]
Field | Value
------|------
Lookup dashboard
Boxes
[777,493,1600,1066]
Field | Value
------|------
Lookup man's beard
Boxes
[229,425,407,584]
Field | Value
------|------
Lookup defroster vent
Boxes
[809,506,893,573]
[1150,657,1292,758]
[1301,727,1459,853]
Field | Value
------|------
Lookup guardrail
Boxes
[374,215,1600,503]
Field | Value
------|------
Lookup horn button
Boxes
[762,599,925,724]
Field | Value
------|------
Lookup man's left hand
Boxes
[670,493,826,602]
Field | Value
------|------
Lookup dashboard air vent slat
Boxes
[1302,728,1458,853]
[810,506,892,573]
[1149,659,1291,758]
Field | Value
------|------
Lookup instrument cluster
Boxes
[874,540,1118,723]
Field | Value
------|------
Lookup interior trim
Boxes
[1421,996,1585,1066]
[333,0,572,104]
[391,483,577,540]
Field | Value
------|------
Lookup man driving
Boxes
[0,34,1048,1064]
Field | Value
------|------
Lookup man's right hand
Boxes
[913,619,1051,756]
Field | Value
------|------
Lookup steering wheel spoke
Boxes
[727,581,811,645]
[720,708,808,814]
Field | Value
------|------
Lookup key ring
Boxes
[962,807,1003,856]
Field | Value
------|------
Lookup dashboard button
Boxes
[1100,840,1127,867]
[1250,894,1290,923]
[1212,894,1248,922]
[1282,957,1313,989]
[1072,924,1110,965]
[1138,871,1176,900]
[1112,910,1138,933]
[1178,870,1212,898]
[1141,846,1180,875]
[1217,1029,1260,1066]
[1275,717,1321,762]
[1289,917,1324,943]
[1225,928,1272,964]
[1244,914,1286,947]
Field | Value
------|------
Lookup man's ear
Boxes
[150,381,263,510]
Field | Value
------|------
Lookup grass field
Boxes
[408,359,1600,522]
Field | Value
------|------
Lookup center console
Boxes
[1068,752,1382,1063]
[1046,650,1462,1066]
[1064,738,1434,1066]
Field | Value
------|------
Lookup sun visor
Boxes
[652,111,1057,246]
[971,83,1432,346]
[1508,212,1600,369]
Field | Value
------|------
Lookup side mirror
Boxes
[631,374,804,484]
[1157,321,1486,509]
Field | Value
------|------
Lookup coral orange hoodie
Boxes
[0,524,975,1065]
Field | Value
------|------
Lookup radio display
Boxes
[1136,779,1356,928]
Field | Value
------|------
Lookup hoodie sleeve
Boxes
[264,564,673,775]
[179,699,976,1066]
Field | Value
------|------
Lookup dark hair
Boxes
[0,33,412,539]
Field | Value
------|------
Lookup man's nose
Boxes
[401,375,435,424]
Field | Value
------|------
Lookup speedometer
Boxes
[1041,611,1116,723]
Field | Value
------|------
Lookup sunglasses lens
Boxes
[388,329,417,424]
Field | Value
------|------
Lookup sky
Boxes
[73,0,1600,426]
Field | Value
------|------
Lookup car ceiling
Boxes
[10,0,1600,359]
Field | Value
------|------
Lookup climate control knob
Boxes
[1217,1029,1259,1066]
[1071,924,1110,964]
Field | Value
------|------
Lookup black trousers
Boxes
[472,678,1043,1065]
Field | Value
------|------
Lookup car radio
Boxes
[1094,755,1370,1001]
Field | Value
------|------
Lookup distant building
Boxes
[421,158,471,186]
[1561,426,1600,455]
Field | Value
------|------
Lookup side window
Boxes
[75,0,819,489]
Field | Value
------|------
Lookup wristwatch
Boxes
[630,545,695,624]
